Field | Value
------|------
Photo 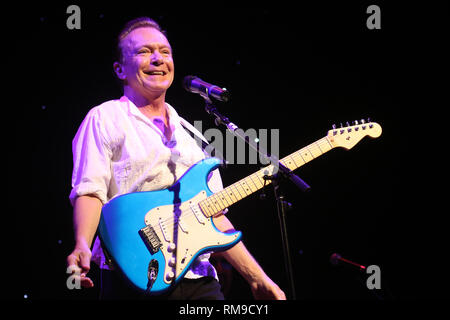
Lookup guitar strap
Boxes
[180,118,229,216]
[179,118,210,152]
[179,118,225,162]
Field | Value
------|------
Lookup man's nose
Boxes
[150,51,164,65]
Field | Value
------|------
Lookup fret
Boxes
[205,195,220,214]
[280,155,297,171]
[297,149,309,164]
[309,145,321,158]
[199,200,213,217]
[299,148,313,163]
[288,154,299,168]
[238,180,252,195]
[255,167,270,180]
[217,190,232,208]
[321,137,334,152]
[228,183,246,202]
[227,186,240,202]
[202,200,214,216]
[244,176,259,193]
[212,193,226,211]
[308,146,316,157]
[256,171,267,186]
[315,140,324,153]
[222,190,234,207]
[305,146,316,159]
[217,193,228,210]
[250,173,264,189]
[222,190,237,206]
[290,153,305,168]
[231,183,244,200]
[252,170,267,189]
[200,201,209,215]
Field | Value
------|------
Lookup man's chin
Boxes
[143,79,172,92]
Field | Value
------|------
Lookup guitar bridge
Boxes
[139,225,162,254]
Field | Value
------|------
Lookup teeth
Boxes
[148,71,164,75]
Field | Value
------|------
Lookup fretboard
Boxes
[198,136,334,217]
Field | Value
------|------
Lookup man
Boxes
[66,17,286,300]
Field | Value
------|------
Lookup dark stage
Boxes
[11,1,448,303]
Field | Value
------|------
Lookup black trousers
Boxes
[94,264,225,300]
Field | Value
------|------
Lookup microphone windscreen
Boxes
[330,253,342,265]
[183,75,196,92]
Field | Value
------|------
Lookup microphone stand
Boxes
[200,94,310,300]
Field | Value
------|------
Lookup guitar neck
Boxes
[199,136,335,217]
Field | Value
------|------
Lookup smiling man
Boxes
[114,20,174,125]
[66,17,286,300]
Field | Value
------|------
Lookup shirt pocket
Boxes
[112,159,132,182]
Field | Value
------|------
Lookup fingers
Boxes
[67,273,94,288]
[66,252,78,267]
[268,284,286,300]
[67,249,91,272]
[66,248,93,288]
[79,251,91,273]
[275,289,287,300]
[80,274,94,288]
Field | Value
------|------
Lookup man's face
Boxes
[118,27,174,98]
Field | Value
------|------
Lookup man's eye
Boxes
[137,49,150,54]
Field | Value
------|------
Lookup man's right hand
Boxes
[67,241,94,288]
[67,195,103,289]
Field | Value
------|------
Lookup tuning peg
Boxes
[346,121,350,127]
[367,117,371,123]
[331,124,338,136]
[360,119,366,124]
[353,120,359,125]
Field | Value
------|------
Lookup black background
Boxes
[10,1,448,301]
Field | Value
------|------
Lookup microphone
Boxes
[183,75,230,102]
[330,253,366,271]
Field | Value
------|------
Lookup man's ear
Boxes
[113,61,126,80]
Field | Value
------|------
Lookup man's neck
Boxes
[124,87,167,117]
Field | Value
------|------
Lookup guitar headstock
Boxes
[327,119,382,150]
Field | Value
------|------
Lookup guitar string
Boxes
[146,137,334,230]
[144,137,334,232]
[146,137,334,231]
[141,124,376,233]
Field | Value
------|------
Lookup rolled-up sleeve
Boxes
[69,108,112,206]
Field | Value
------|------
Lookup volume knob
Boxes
[166,271,175,281]
[167,243,176,252]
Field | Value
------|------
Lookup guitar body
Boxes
[98,157,242,295]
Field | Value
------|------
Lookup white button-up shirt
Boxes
[70,96,224,279]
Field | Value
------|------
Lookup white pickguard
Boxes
[143,190,239,284]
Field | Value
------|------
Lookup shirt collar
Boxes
[120,95,179,140]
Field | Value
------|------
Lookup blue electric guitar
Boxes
[98,121,382,295]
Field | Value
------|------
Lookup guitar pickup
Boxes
[139,225,162,254]
[190,204,206,225]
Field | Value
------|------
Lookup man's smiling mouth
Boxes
[144,70,166,76]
